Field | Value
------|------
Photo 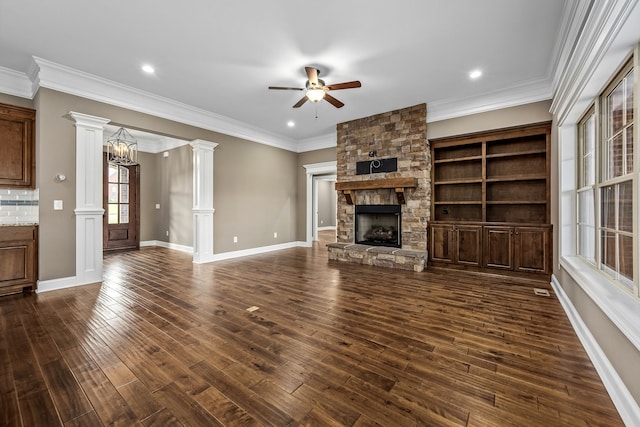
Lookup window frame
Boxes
[576,57,638,299]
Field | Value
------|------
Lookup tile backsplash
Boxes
[0,188,39,225]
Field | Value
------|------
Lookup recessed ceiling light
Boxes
[287,121,295,127]
[141,64,155,74]
[469,69,482,79]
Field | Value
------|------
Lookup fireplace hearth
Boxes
[355,205,401,248]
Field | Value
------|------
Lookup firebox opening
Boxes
[355,205,401,248]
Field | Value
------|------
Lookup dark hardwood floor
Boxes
[0,238,623,426]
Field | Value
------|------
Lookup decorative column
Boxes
[69,112,110,285]
[191,139,218,263]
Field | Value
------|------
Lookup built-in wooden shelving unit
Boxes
[428,122,552,280]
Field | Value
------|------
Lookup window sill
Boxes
[560,255,640,352]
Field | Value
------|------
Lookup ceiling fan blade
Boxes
[293,96,308,108]
[326,81,362,91]
[305,67,319,86]
[324,93,344,108]
[268,86,304,91]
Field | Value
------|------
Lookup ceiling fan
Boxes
[268,66,361,108]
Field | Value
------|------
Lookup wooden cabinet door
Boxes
[429,223,454,263]
[456,225,482,266]
[0,103,36,188]
[484,226,513,270]
[0,226,36,293]
[514,227,550,274]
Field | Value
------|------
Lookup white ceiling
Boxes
[0,0,571,148]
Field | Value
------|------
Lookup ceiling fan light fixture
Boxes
[306,88,325,102]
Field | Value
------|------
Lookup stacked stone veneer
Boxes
[328,103,430,271]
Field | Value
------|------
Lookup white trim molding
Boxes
[303,161,337,246]
[550,0,640,125]
[70,111,109,286]
[552,273,640,427]
[0,66,33,98]
[140,240,193,254]
[206,241,306,262]
[32,57,297,152]
[191,139,218,263]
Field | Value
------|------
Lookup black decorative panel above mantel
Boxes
[356,157,398,175]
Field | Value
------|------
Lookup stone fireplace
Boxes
[327,104,430,271]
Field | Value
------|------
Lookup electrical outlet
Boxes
[155,204,160,209]
[165,230,169,237]
[53,200,63,210]
[233,236,238,243]
[273,232,277,238]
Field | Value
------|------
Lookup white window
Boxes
[577,110,596,263]
[576,60,636,295]
[600,66,634,288]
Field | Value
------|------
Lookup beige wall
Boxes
[155,144,193,246]
[215,139,298,253]
[318,180,337,228]
[32,88,300,280]
[0,93,33,109]
[137,151,158,242]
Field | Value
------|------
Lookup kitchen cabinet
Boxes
[0,225,38,296]
[0,102,36,188]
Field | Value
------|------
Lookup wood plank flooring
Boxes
[0,237,623,426]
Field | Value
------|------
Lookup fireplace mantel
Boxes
[335,177,417,204]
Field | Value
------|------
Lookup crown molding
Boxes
[296,132,337,153]
[30,57,298,152]
[296,78,554,152]
[0,66,33,98]
[427,77,552,123]
[550,0,640,126]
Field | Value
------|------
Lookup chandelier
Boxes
[107,127,138,165]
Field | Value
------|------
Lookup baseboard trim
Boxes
[37,276,99,293]
[551,275,640,426]
[198,241,307,263]
[141,240,193,254]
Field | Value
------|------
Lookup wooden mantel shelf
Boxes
[335,177,417,205]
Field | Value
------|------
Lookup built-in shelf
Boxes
[433,155,483,164]
[433,179,483,185]
[485,149,546,159]
[485,174,547,183]
[335,177,418,205]
[428,122,552,280]
[434,201,482,205]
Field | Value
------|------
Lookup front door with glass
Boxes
[103,155,139,251]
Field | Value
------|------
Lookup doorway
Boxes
[313,175,337,243]
[103,154,140,251]
[304,161,337,246]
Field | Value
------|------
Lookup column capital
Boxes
[69,111,110,129]
[190,139,219,151]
